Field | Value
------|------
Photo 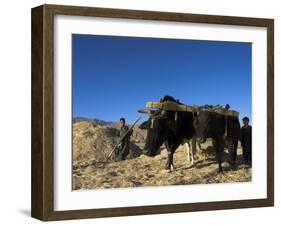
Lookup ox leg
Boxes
[184,142,193,167]
[197,142,202,151]
[166,151,175,171]
[226,139,235,166]
[186,140,194,166]
[165,142,175,171]
[233,138,238,165]
[227,138,238,168]
[214,137,224,173]
[191,136,196,163]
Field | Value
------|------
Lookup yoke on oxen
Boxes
[138,100,239,139]
[138,100,239,117]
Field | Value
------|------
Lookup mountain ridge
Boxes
[73,117,115,125]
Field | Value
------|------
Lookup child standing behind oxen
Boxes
[241,116,252,166]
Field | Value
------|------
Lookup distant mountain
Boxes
[73,117,115,126]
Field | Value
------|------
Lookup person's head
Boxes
[242,117,250,126]
[120,117,126,126]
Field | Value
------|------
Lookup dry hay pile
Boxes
[73,121,145,169]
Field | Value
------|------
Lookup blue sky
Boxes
[72,34,252,124]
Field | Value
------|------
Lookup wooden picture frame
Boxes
[31,4,274,221]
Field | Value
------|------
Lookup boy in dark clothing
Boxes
[115,117,132,161]
[241,117,252,166]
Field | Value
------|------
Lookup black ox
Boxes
[139,96,195,171]
[139,96,241,173]
[194,109,241,172]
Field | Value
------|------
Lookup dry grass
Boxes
[72,121,251,190]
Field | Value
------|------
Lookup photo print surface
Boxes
[72,34,252,190]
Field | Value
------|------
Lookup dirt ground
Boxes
[73,133,252,190]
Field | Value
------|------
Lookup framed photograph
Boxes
[31,4,274,221]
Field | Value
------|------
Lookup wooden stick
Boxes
[106,116,142,161]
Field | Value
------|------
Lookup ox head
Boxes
[194,104,234,142]
[193,111,212,142]
[139,109,177,157]
[194,109,226,142]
